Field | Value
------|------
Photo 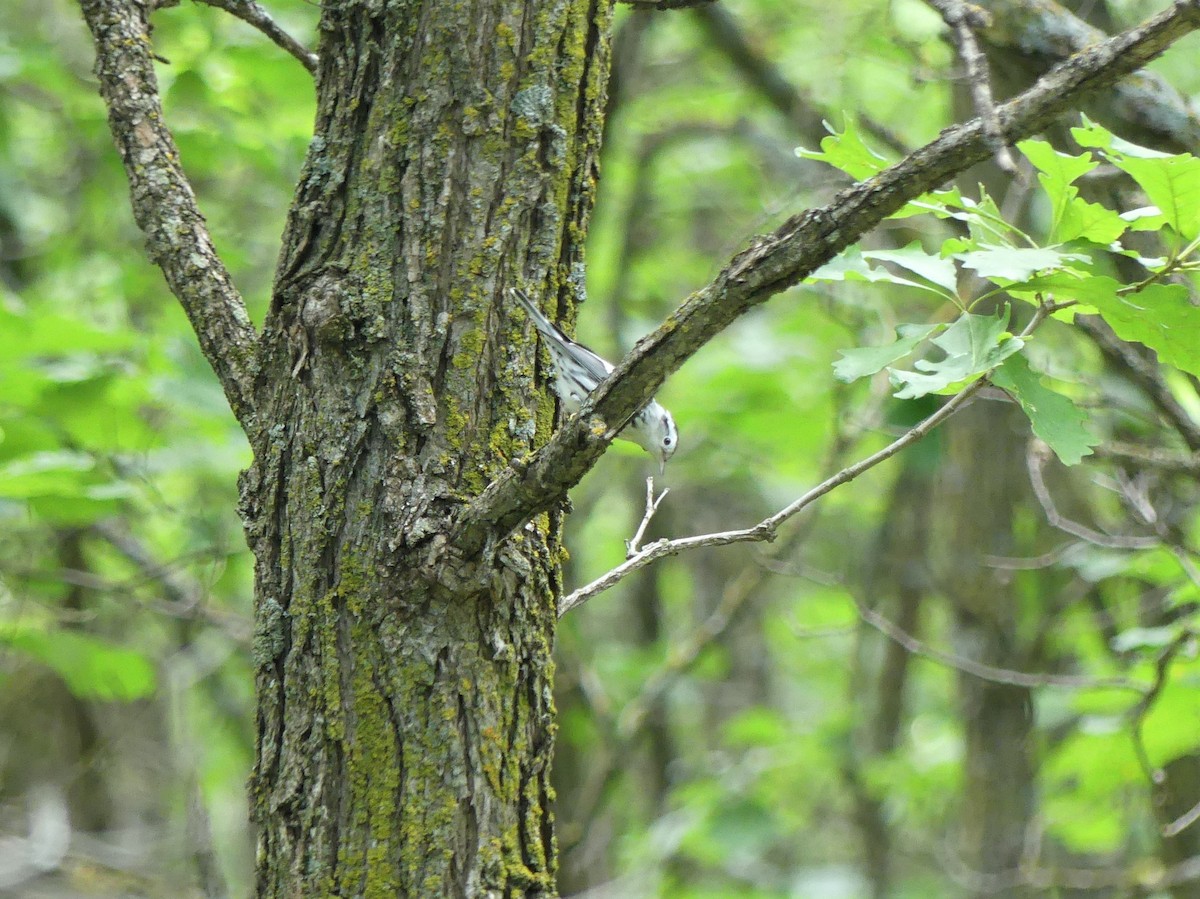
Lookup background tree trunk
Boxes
[240,2,611,894]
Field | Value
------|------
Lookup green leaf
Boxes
[1090,283,1200,377]
[1018,139,1127,245]
[1015,275,1200,377]
[1110,154,1200,241]
[722,707,789,747]
[833,323,941,382]
[956,245,1084,281]
[795,120,890,179]
[862,243,959,296]
[991,355,1098,465]
[809,246,899,284]
[1120,206,1167,232]
[811,245,957,299]
[891,311,1023,399]
[1074,121,1200,240]
[0,621,157,701]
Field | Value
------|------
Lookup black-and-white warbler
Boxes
[512,288,678,472]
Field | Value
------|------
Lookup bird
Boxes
[511,288,678,473]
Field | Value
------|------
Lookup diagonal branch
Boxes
[454,0,1200,558]
[558,301,1065,614]
[194,0,318,75]
[926,0,1016,170]
[1076,314,1200,451]
[619,0,716,9]
[977,0,1200,151]
[78,0,259,433]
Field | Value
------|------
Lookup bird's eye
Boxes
[663,436,672,447]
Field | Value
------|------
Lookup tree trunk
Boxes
[240,2,611,894]
[933,400,1036,898]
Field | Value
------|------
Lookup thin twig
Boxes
[693,4,907,155]
[940,840,1200,892]
[193,0,318,75]
[981,543,1077,570]
[560,303,1060,615]
[925,0,1016,171]
[1129,629,1195,784]
[92,521,252,643]
[625,478,669,557]
[1093,441,1200,475]
[854,595,1145,693]
[1165,796,1200,838]
[560,379,985,614]
[1026,441,1160,549]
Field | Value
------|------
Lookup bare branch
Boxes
[1026,441,1161,549]
[625,478,669,558]
[93,521,252,643]
[457,0,1200,558]
[941,842,1200,892]
[1128,629,1194,783]
[559,303,1060,614]
[925,0,1016,170]
[854,595,1146,693]
[1092,441,1200,475]
[193,0,318,75]
[78,0,259,432]
[1076,314,1200,452]
[1165,796,1200,838]
[618,0,715,9]
[560,377,989,615]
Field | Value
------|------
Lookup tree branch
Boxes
[1092,441,1200,475]
[977,0,1200,152]
[926,0,1016,170]
[1076,314,1200,452]
[560,377,991,615]
[619,0,716,9]
[193,0,318,75]
[854,594,1146,693]
[456,0,1200,558]
[78,0,259,433]
[559,302,1062,614]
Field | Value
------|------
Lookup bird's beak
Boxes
[659,457,666,477]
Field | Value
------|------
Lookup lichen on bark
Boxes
[243,1,611,895]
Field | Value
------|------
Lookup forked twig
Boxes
[625,478,669,558]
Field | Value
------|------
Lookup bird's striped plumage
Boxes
[512,288,678,472]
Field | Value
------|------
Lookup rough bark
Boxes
[238,1,610,895]
[78,0,258,428]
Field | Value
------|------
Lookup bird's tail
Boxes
[510,288,569,343]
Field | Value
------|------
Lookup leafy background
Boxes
[3,0,1200,896]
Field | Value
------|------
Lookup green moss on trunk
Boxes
[243,1,611,895]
